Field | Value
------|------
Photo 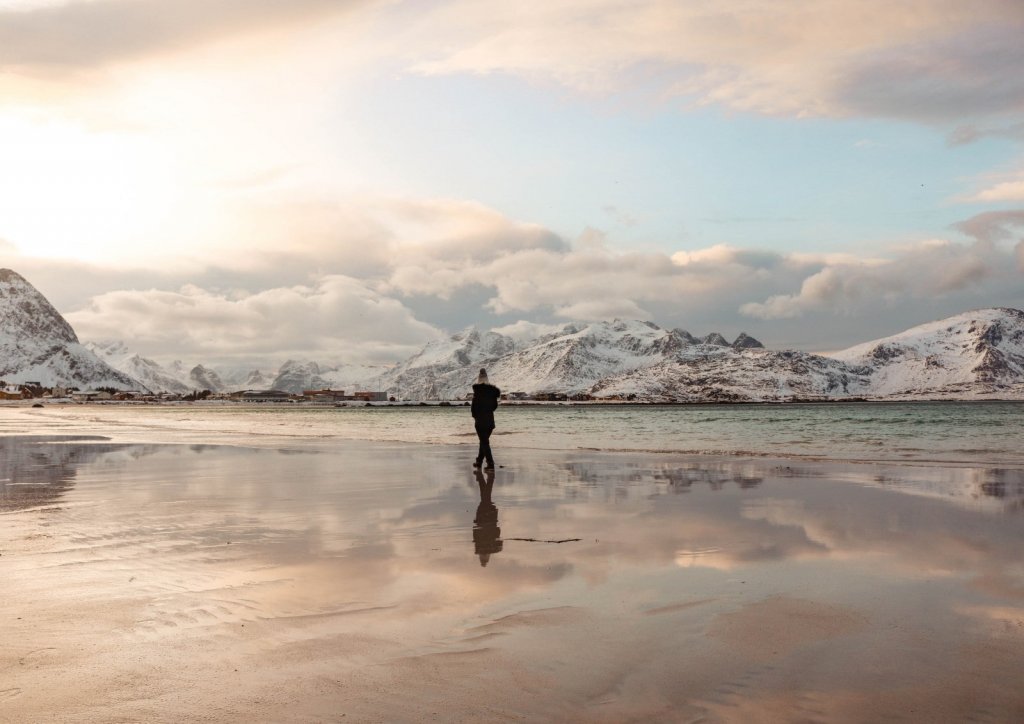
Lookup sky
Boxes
[1,0,1023,368]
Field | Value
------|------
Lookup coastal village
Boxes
[0,384,607,404]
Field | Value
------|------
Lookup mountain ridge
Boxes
[2,268,1021,401]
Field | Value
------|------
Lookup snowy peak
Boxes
[0,270,144,390]
[395,326,515,373]
[0,269,78,346]
[86,341,192,394]
[732,333,764,350]
[189,365,225,392]
[830,307,1024,397]
[702,332,730,347]
[385,318,690,399]
[269,359,389,394]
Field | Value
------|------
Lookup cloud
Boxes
[951,210,1024,243]
[405,0,1024,127]
[967,179,1024,203]
[21,197,1021,360]
[6,0,1022,131]
[740,239,996,320]
[489,320,566,344]
[0,0,362,71]
[834,22,1024,123]
[65,275,442,365]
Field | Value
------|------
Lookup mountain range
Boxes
[1,268,1022,401]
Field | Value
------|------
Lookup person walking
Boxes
[471,368,500,470]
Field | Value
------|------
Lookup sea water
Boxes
[25,400,1024,466]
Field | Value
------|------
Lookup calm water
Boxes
[27,400,1024,466]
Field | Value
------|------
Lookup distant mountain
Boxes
[0,270,145,390]
[188,364,225,392]
[270,359,390,394]
[384,310,1024,401]
[85,339,386,395]
[592,347,870,401]
[828,307,1024,398]
[383,320,768,400]
[11,260,1017,402]
[86,341,191,394]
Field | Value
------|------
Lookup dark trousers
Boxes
[475,421,495,467]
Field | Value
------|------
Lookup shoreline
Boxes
[4,395,1024,408]
[4,402,1024,470]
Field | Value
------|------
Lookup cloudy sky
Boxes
[1,0,1023,367]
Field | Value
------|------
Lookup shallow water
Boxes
[2,436,1023,721]
[14,400,1024,465]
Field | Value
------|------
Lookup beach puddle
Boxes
[2,435,1024,721]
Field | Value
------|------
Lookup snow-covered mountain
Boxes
[269,359,390,394]
[592,347,870,402]
[383,320,770,400]
[383,310,1024,401]
[0,270,145,391]
[217,367,273,391]
[828,307,1024,398]
[86,341,192,394]
[86,339,387,394]
[187,364,224,392]
[8,265,1019,402]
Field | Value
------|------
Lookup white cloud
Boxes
[65,275,442,365]
[489,320,566,344]
[13,199,1021,361]
[968,179,1024,203]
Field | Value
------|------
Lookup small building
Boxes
[240,390,293,402]
[303,389,348,402]
[352,391,387,402]
[506,391,530,401]
[71,390,113,402]
[0,386,28,400]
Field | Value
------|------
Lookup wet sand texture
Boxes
[2,428,1024,721]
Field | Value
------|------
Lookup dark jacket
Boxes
[471,383,501,426]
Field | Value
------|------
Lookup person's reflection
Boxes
[473,468,503,566]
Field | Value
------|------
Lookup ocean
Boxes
[21,400,1024,466]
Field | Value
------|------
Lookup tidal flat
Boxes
[1,406,1023,722]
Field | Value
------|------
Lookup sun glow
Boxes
[0,114,195,263]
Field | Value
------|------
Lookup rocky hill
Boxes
[0,270,144,391]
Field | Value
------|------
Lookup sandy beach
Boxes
[2,406,1024,722]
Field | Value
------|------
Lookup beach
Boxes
[2,404,1024,722]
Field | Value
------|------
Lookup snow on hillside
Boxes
[269,360,389,394]
[829,308,1024,398]
[87,341,192,394]
[10,259,1016,404]
[0,270,145,391]
[383,319,766,400]
[593,347,871,402]
[382,309,1024,401]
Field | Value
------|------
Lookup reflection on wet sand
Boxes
[472,468,502,566]
[2,438,1024,721]
[0,436,153,512]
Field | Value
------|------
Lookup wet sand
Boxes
[2,410,1024,722]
